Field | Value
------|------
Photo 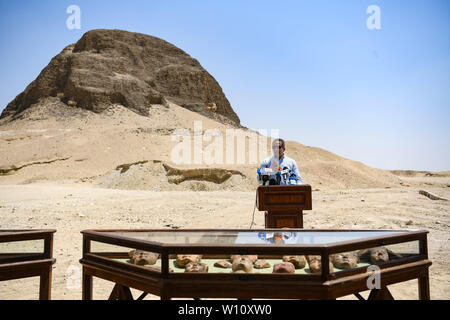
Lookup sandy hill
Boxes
[0,98,403,190]
[0,29,412,191]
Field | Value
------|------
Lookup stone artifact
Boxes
[128,249,159,266]
[184,262,209,273]
[254,259,271,269]
[230,255,258,263]
[282,255,306,269]
[306,255,334,274]
[232,270,247,274]
[232,257,253,273]
[214,260,232,268]
[272,262,295,274]
[176,254,202,268]
[358,247,389,264]
[369,248,389,264]
[331,252,359,269]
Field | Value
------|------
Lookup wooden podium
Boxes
[257,184,312,228]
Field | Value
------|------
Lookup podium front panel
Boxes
[257,185,312,212]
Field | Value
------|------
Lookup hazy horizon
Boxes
[1,0,449,172]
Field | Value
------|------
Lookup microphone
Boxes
[275,171,281,185]
[257,168,273,185]
[288,172,297,185]
[281,166,290,182]
[257,167,292,186]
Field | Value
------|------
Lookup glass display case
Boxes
[80,228,431,300]
[0,229,56,300]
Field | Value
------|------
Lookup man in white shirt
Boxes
[259,138,303,185]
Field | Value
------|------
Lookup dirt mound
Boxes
[0,29,240,126]
[163,163,245,184]
[95,160,255,191]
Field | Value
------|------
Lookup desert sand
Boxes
[0,180,449,300]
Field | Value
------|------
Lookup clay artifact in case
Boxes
[357,247,403,265]
[331,252,359,269]
[282,255,306,269]
[214,260,232,268]
[230,255,258,263]
[254,259,271,269]
[306,255,334,274]
[176,254,202,268]
[184,262,209,273]
[128,250,159,266]
[273,262,295,274]
[232,257,253,273]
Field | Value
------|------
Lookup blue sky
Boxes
[1,0,449,171]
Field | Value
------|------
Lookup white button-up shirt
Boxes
[259,155,303,184]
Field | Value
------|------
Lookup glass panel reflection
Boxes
[0,239,44,254]
[88,231,423,276]
[100,230,407,245]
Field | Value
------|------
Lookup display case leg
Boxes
[119,285,134,300]
[418,271,430,300]
[108,284,134,300]
[39,267,52,300]
[108,284,120,300]
[160,289,171,300]
[368,286,394,300]
[82,267,93,300]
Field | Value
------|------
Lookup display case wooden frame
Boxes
[80,228,431,300]
[0,229,56,300]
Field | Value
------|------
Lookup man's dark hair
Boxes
[272,138,285,149]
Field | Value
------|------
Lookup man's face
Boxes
[273,234,283,244]
[272,141,285,159]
